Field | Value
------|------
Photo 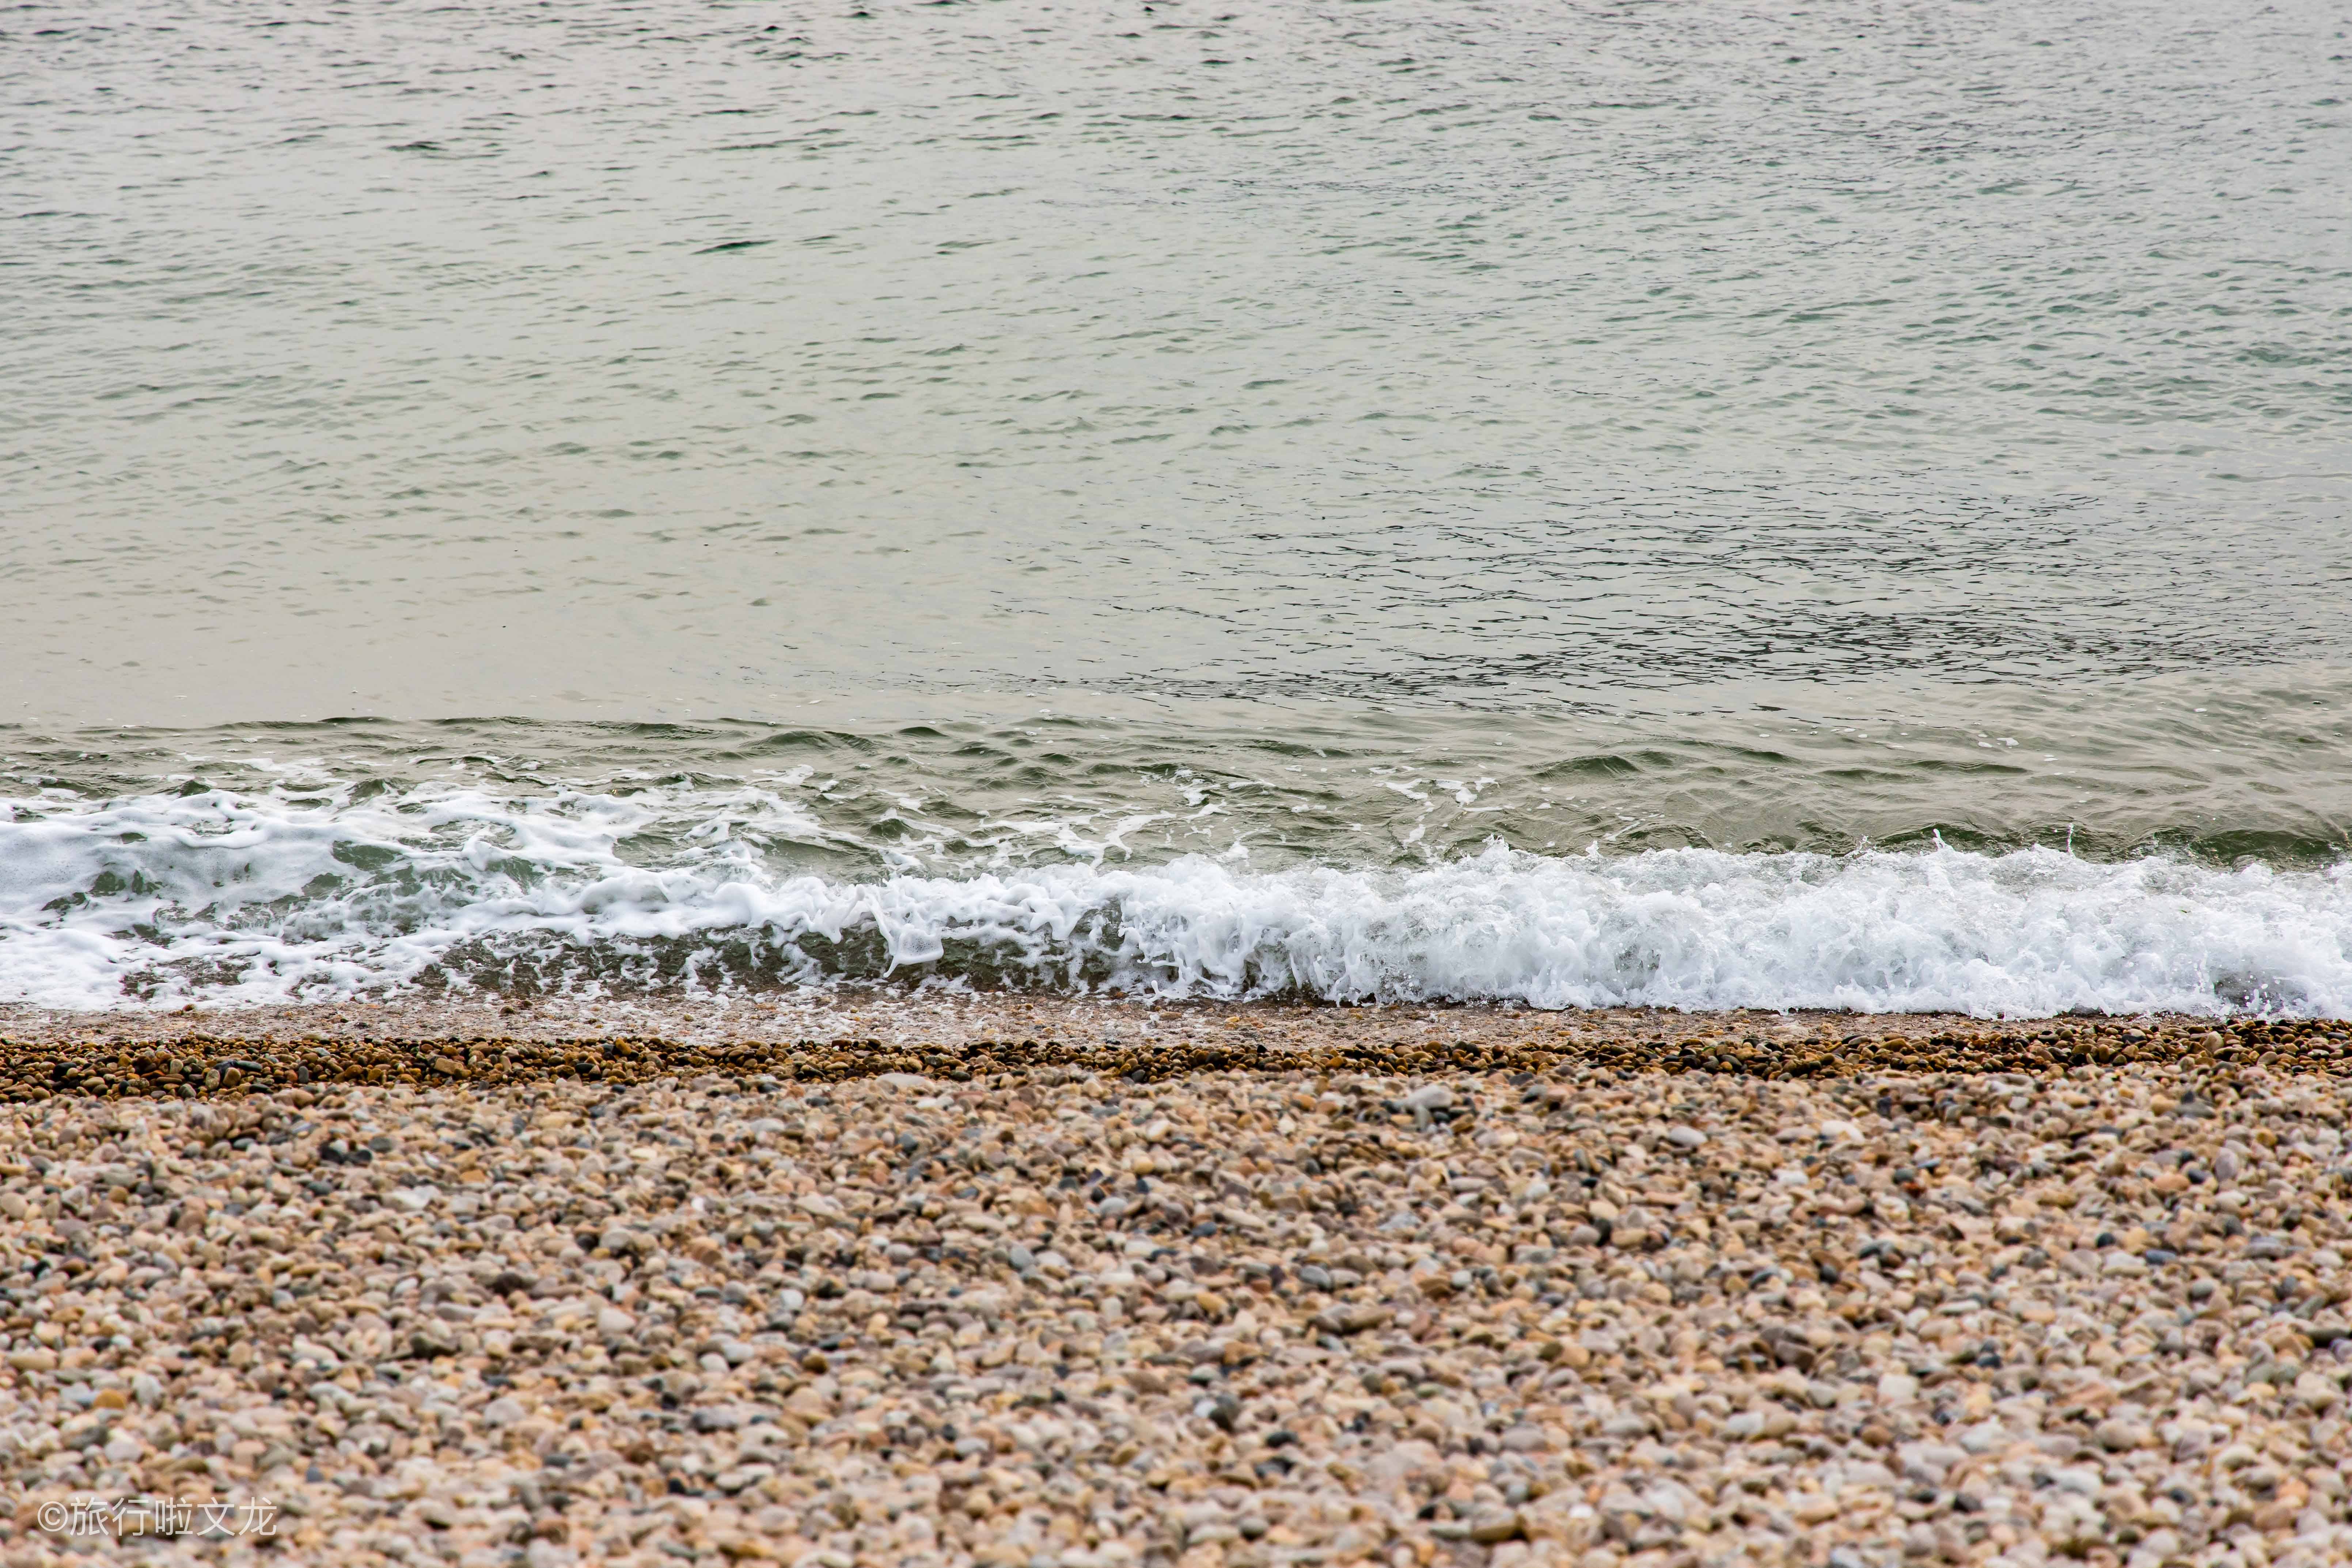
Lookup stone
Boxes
[2095,1419,2153,1452]
[0,999,2342,1568]
[1309,1303,1392,1335]
[1467,1507,1525,1543]
[2292,1371,2341,1411]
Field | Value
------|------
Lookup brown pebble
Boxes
[0,995,2340,1568]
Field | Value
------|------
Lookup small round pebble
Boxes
[0,998,2342,1568]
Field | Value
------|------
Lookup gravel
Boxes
[0,1006,2346,1568]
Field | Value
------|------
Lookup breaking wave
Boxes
[2,779,2348,1016]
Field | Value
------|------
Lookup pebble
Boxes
[0,1006,2340,1568]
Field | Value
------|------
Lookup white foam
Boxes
[842,843,2352,1016]
[2,781,2348,1015]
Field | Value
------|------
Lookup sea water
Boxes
[4,0,2349,1013]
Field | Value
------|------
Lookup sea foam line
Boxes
[0,781,2347,1014]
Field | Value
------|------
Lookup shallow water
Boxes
[5,0,2349,1011]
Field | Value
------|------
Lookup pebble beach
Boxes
[0,1000,2346,1568]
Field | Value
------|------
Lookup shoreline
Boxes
[0,996,2344,1097]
